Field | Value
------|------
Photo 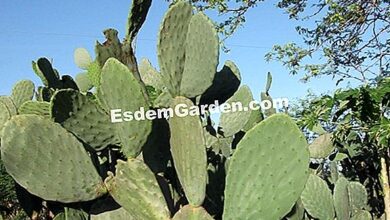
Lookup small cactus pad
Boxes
[87,61,102,87]
[36,58,61,88]
[180,12,219,98]
[172,205,213,220]
[0,115,106,202]
[260,92,276,117]
[242,107,263,132]
[286,199,305,220]
[219,85,253,137]
[157,1,192,95]
[334,177,351,220]
[51,89,119,150]
[348,181,368,211]
[139,58,164,90]
[0,96,17,116]
[308,133,335,158]
[223,114,310,220]
[75,72,93,92]
[98,58,151,157]
[0,102,11,135]
[74,48,93,70]
[53,208,88,220]
[91,208,135,220]
[351,210,372,220]
[300,174,335,220]
[11,80,35,109]
[169,96,207,206]
[104,159,170,220]
[19,101,50,117]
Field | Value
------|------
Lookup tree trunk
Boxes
[380,156,390,218]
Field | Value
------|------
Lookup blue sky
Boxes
[0,0,340,101]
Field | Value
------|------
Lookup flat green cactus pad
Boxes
[157,1,192,95]
[351,210,372,220]
[53,208,88,220]
[0,102,11,136]
[98,58,151,157]
[348,181,368,211]
[180,12,219,98]
[11,80,35,109]
[300,174,335,220]
[19,101,50,117]
[75,72,93,92]
[51,89,118,150]
[223,114,309,220]
[0,96,17,116]
[172,205,213,220]
[74,48,92,70]
[169,96,207,206]
[219,85,253,137]
[139,58,164,91]
[308,133,335,158]
[0,115,106,202]
[91,208,135,220]
[104,159,170,220]
[334,177,351,220]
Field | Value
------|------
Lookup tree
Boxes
[167,0,390,84]
[267,0,390,83]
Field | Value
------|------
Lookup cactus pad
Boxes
[104,159,170,220]
[75,72,93,92]
[51,89,119,150]
[98,58,151,157]
[91,208,135,220]
[300,174,335,220]
[0,96,17,116]
[180,12,219,98]
[0,115,106,202]
[223,114,310,220]
[11,80,35,109]
[219,85,253,137]
[169,96,207,206]
[139,58,164,91]
[157,1,192,95]
[308,133,334,158]
[351,210,372,220]
[348,181,368,211]
[0,102,11,135]
[19,101,50,117]
[334,177,351,220]
[74,48,92,70]
[172,205,213,220]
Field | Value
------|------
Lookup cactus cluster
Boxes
[0,0,372,220]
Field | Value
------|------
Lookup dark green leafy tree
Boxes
[291,78,390,217]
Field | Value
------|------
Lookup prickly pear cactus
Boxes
[97,58,151,157]
[300,174,335,220]
[169,96,207,206]
[1,115,106,202]
[11,80,35,109]
[51,89,119,150]
[172,205,213,220]
[223,114,310,220]
[104,159,170,220]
